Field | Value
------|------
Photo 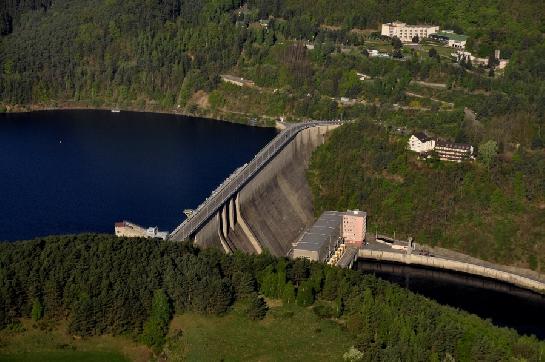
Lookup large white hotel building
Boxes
[381,21,439,42]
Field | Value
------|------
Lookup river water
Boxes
[0,110,277,241]
[357,260,545,339]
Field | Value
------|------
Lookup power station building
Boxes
[292,210,367,261]
[342,210,367,247]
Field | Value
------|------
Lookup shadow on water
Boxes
[356,260,545,339]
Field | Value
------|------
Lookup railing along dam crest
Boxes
[169,120,345,242]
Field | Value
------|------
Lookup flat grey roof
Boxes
[294,210,367,254]
[294,211,343,252]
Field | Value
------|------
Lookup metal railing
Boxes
[169,120,345,241]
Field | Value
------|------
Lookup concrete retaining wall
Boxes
[358,249,545,293]
[194,212,223,250]
[193,124,338,256]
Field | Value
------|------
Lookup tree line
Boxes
[1,233,544,360]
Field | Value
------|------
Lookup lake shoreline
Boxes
[0,110,278,241]
[0,102,277,128]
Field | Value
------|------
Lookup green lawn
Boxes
[169,303,353,361]
[0,303,354,362]
[419,43,457,59]
[0,320,149,362]
[0,351,128,362]
[364,39,393,53]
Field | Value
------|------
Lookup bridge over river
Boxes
[169,120,344,245]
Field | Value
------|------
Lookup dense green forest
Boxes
[308,120,545,269]
[1,0,545,144]
[1,234,544,360]
[1,0,544,129]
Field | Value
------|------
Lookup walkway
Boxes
[169,120,345,241]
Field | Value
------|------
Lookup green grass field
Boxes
[168,302,353,361]
[0,302,354,361]
[0,351,128,362]
[0,320,148,362]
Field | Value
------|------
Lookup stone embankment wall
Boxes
[358,249,545,293]
[194,125,338,256]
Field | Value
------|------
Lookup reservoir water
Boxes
[0,110,277,241]
[2,109,545,340]
[357,260,545,339]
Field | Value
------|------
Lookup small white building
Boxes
[454,50,509,70]
[115,221,168,240]
[356,72,371,81]
[146,226,168,240]
[454,51,488,66]
[429,31,467,49]
[381,21,439,42]
[408,132,435,153]
[497,59,509,70]
[368,49,390,58]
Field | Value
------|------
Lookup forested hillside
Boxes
[308,120,545,269]
[1,0,545,129]
[2,0,545,337]
[1,234,544,360]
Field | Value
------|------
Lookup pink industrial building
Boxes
[342,210,367,247]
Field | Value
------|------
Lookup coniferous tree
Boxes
[0,235,544,360]
[31,299,43,321]
[322,268,338,300]
[245,293,268,320]
[282,282,296,304]
[276,259,287,293]
[69,294,96,336]
[296,280,314,307]
[232,271,256,297]
[259,266,278,298]
[141,289,171,352]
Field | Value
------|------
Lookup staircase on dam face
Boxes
[170,121,345,257]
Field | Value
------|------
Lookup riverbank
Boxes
[356,260,545,339]
[358,247,545,294]
[0,101,278,128]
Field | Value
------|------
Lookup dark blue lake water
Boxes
[357,261,545,339]
[0,110,277,241]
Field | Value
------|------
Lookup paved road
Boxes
[169,120,345,241]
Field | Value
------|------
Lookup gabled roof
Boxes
[413,132,432,142]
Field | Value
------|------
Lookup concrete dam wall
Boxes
[358,249,545,293]
[193,125,338,256]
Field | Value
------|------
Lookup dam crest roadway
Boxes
[169,120,346,247]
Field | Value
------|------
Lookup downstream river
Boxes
[0,110,277,241]
[357,260,545,339]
